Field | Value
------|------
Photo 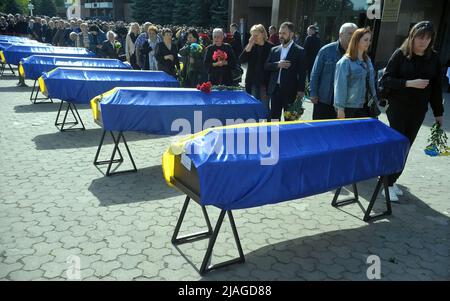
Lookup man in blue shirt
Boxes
[309,23,357,120]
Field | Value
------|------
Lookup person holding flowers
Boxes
[179,28,206,87]
[379,21,444,201]
[100,30,121,59]
[204,28,238,86]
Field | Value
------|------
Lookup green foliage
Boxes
[3,0,23,14]
[131,0,154,24]
[131,0,228,28]
[171,0,190,25]
[189,0,210,27]
[427,122,449,154]
[39,0,57,17]
[209,0,228,28]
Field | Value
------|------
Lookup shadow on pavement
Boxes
[14,102,89,113]
[0,84,32,92]
[175,182,449,280]
[32,128,164,150]
[88,164,181,206]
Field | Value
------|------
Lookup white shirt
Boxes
[277,39,294,84]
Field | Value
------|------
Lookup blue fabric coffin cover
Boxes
[98,87,269,135]
[180,119,410,210]
[0,40,45,51]
[42,67,179,104]
[2,45,95,65]
[21,55,131,80]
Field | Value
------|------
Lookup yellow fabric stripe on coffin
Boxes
[0,51,6,63]
[90,87,118,123]
[38,76,47,96]
[18,63,25,77]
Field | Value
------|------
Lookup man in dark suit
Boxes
[265,22,306,120]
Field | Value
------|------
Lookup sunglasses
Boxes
[415,21,433,31]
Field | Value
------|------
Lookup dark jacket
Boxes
[231,31,243,60]
[100,40,118,59]
[264,42,307,97]
[239,41,273,88]
[204,43,238,86]
[52,28,66,46]
[155,41,180,77]
[43,27,57,44]
[380,48,444,117]
[303,34,321,70]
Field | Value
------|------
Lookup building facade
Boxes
[66,0,132,22]
[230,0,450,68]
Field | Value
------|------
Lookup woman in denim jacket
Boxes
[334,28,377,119]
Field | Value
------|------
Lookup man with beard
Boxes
[265,22,306,120]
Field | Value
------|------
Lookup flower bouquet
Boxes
[212,49,228,62]
[211,85,244,91]
[424,122,449,156]
[114,41,122,53]
[283,95,305,121]
[196,81,212,93]
[189,43,203,58]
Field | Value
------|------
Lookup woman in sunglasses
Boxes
[380,21,444,202]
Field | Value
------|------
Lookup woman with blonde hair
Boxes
[334,27,377,119]
[141,25,161,70]
[379,21,444,201]
[239,24,273,109]
[126,22,140,69]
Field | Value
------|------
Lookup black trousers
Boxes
[386,103,427,186]
[344,106,370,118]
[313,102,337,120]
[270,85,296,120]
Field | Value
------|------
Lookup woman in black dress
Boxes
[155,28,180,78]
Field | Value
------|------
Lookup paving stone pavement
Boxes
[0,72,449,281]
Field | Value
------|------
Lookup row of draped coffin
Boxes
[0,34,411,274]
[0,34,409,209]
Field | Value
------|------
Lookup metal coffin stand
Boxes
[332,177,392,222]
[55,100,85,132]
[170,155,245,275]
[93,115,137,176]
[170,154,393,275]
[0,62,15,76]
[30,79,53,104]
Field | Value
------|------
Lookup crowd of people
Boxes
[2,13,445,201]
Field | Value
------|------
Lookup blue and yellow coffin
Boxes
[0,35,36,43]
[0,44,95,65]
[0,39,45,50]
[19,55,132,80]
[0,35,35,40]
[163,118,410,210]
[39,67,180,104]
[90,87,269,135]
